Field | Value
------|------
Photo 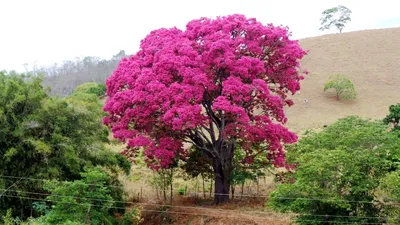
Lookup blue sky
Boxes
[1,0,399,72]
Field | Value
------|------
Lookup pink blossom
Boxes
[104,14,307,169]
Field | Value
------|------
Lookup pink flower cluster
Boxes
[104,14,307,169]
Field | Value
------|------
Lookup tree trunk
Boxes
[202,175,205,199]
[212,157,233,205]
[231,185,235,199]
[241,182,244,200]
[170,169,173,203]
[209,179,213,197]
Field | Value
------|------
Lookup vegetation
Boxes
[103,14,307,204]
[323,74,356,100]
[31,50,127,97]
[384,103,400,132]
[320,5,352,33]
[1,11,400,225]
[268,116,400,224]
[36,167,122,224]
[0,71,130,221]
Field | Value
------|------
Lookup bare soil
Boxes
[285,27,400,133]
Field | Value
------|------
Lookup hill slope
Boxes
[285,27,400,132]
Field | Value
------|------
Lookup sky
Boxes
[1,0,399,72]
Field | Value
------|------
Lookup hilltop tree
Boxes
[104,14,307,204]
[320,5,352,33]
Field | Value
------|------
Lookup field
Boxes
[286,27,400,133]
[115,28,400,224]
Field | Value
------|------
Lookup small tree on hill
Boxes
[320,5,352,33]
[324,74,356,100]
[104,14,307,204]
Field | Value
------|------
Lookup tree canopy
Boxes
[269,116,400,224]
[323,74,356,100]
[103,14,307,203]
[0,71,130,219]
[384,104,400,132]
[320,5,352,33]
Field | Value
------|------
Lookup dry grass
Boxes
[139,196,293,225]
[285,27,400,133]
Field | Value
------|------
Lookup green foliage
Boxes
[38,167,116,225]
[384,104,400,132]
[0,71,130,219]
[73,82,106,97]
[73,82,100,94]
[231,148,267,187]
[1,209,14,225]
[269,116,400,224]
[181,147,213,179]
[320,5,352,33]
[178,187,186,195]
[323,74,356,100]
[119,207,142,225]
[376,171,400,223]
[88,84,106,97]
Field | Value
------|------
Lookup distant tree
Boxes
[320,5,352,33]
[323,74,356,100]
[36,50,127,97]
[104,14,307,204]
[384,104,400,132]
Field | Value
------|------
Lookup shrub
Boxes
[376,171,400,223]
[39,167,117,225]
[88,84,106,97]
[178,187,186,196]
[268,116,400,224]
[120,207,142,225]
[73,82,99,94]
[323,74,356,100]
[384,103,400,132]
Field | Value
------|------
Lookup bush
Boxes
[268,116,400,224]
[178,187,186,196]
[88,84,106,97]
[323,74,356,100]
[73,82,99,94]
[0,71,130,218]
[120,207,142,225]
[39,167,118,225]
[384,103,400,132]
[73,82,106,97]
[376,171,400,223]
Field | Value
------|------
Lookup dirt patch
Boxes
[285,27,400,133]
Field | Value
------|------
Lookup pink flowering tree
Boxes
[104,14,307,204]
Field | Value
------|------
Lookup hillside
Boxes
[285,27,400,133]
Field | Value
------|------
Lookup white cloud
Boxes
[0,0,399,72]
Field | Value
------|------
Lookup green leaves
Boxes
[320,5,352,33]
[269,116,400,224]
[323,74,356,100]
[0,72,130,220]
[384,104,400,132]
[40,167,116,225]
